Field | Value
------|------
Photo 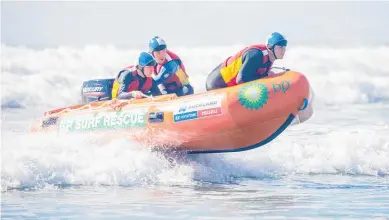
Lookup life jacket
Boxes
[111,65,153,98]
[220,44,273,86]
[155,50,190,91]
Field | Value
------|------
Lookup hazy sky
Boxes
[2,1,389,49]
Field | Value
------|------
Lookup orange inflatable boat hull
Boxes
[30,71,311,154]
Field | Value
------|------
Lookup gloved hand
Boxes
[130,91,144,99]
[153,60,180,84]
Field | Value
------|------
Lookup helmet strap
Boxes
[137,65,146,78]
[272,46,279,60]
[140,68,146,77]
[267,46,277,60]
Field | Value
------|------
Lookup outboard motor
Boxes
[81,78,115,104]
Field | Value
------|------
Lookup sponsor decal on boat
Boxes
[59,108,147,132]
[198,107,222,118]
[42,117,58,127]
[148,112,164,123]
[174,111,198,122]
[173,94,224,122]
[272,81,290,94]
[238,82,269,110]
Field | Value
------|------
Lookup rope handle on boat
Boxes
[110,94,155,111]
[141,94,153,99]
[272,66,291,71]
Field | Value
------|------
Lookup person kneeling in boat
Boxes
[205,32,288,91]
[149,36,194,96]
[111,52,162,100]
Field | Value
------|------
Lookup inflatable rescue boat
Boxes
[30,71,313,154]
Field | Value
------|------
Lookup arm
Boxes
[175,59,186,73]
[235,49,264,84]
[167,50,186,72]
[178,60,186,73]
[116,71,138,100]
[152,60,180,84]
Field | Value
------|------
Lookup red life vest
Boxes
[111,65,153,98]
[125,65,153,93]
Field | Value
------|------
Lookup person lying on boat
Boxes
[111,52,162,100]
[149,36,194,97]
[205,32,288,91]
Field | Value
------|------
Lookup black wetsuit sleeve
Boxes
[117,71,135,100]
[236,49,264,84]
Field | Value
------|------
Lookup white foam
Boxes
[0,132,195,191]
[1,119,388,191]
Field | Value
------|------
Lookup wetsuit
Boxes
[111,66,161,99]
[206,44,273,91]
[153,50,194,96]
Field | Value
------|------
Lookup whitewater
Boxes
[1,44,389,219]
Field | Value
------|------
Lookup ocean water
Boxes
[1,44,389,219]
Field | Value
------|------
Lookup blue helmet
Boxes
[149,36,167,52]
[266,32,288,48]
[138,52,156,67]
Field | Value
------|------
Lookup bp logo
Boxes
[238,82,269,110]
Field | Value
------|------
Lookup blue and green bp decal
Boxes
[238,82,269,110]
